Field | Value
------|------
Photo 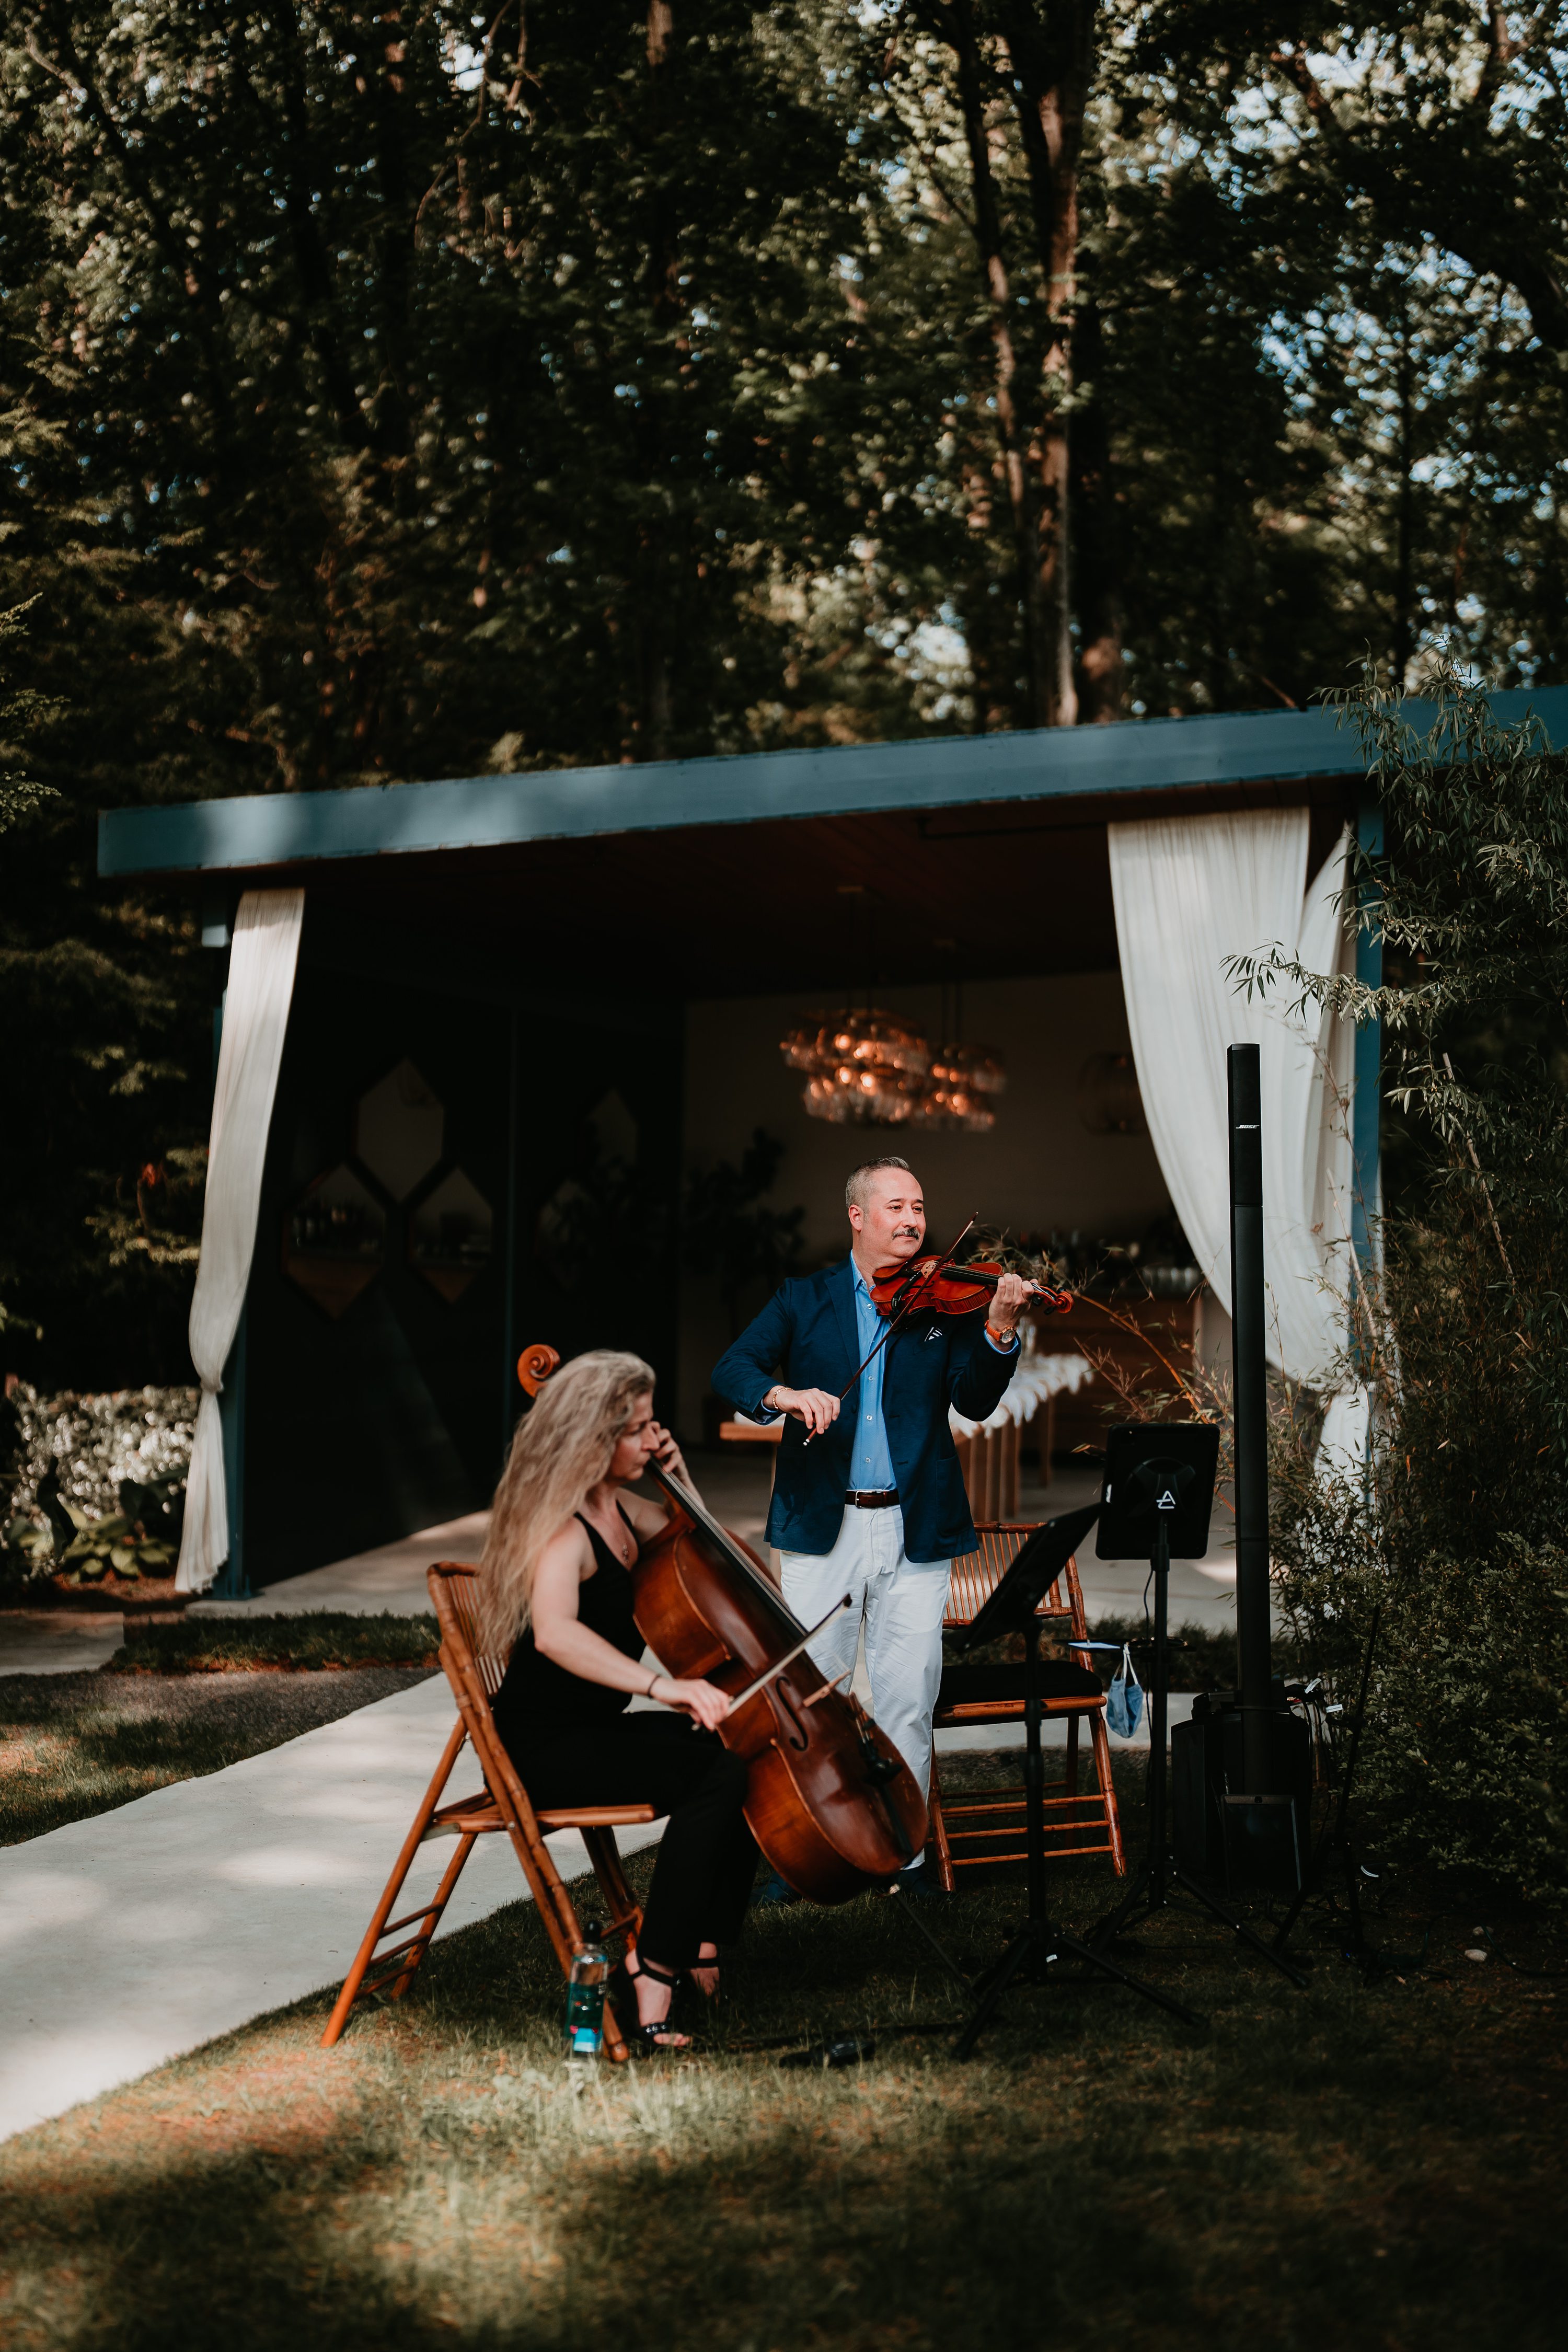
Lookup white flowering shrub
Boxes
[3,1383,197,1586]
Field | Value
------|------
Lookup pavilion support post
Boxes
[206,979,253,1601]
[1351,792,1383,1273]
[501,1002,521,1460]
[213,1309,250,1599]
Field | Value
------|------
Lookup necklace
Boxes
[586,1495,636,1563]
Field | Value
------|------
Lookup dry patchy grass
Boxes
[0,1667,433,1845]
[2,1791,1564,2352]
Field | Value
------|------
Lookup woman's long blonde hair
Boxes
[477,1348,656,1654]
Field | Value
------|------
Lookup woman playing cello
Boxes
[478,1350,757,2050]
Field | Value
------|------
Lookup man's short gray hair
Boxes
[846,1156,915,1212]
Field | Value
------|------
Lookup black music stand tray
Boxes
[1085,1427,1306,1990]
[953,1505,1203,2058]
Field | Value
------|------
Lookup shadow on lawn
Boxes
[0,1668,431,1844]
[3,1828,1565,2352]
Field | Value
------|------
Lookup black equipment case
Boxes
[1172,1684,1312,1894]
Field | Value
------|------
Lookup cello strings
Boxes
[645,1459,811,1638]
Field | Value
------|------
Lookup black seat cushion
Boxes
[938,1660,1103,1708]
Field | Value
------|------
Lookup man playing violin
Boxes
[712,1156,1029,1897]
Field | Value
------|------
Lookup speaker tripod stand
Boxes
[1270,1604,1381,1969]
[1086,1512,1307,1990]
[953,1508,1204,2058]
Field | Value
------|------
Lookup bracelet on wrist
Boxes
[647,1672,662,1700]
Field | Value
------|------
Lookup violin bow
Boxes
[801,1213,979,1447]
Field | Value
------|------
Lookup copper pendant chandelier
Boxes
[909,1039,1006,1134]
[780,918,1005,1130]
[781,1007,932,1125]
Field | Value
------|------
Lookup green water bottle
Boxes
[565,1922,609,2061]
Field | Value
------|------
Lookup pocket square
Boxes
[923,1326,942,1342]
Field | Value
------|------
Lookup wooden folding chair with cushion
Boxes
[320,1561,656,2061]
[927,1523,1126,1892]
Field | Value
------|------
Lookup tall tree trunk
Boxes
[941,0,1047,726]
[635,0,678,759]
[1391,303,1414,690]
[995,2,1097,726]
[1070,276,1124,720]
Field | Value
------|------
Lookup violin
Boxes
[517,1344,928,1903]
[868,1254,1073,1321]
[800,1220,1075,1446]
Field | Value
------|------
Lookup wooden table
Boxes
[719,1415,782,1504]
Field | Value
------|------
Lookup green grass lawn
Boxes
[0,1664,433,1846]
[2,1757,1563,2352]
[109,1612,440,1675]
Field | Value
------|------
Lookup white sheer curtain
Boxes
[1108,810,1356,1393]
[176,889,305,1593]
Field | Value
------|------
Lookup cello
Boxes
[518,1343,928,1902]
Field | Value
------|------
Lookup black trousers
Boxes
[510,1712,758,1969]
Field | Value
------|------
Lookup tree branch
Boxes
[1270,36,1568,348]
[31,14,238,451]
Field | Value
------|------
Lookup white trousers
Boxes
[779,1506,951,1808]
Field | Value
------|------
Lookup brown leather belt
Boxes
[845,1488,900,1508]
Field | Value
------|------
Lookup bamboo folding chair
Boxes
[927,1523,1126,1892]
[320,1562,656,2061]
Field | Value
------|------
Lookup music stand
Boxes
[953,1504,1203,2059]
[1086,1425,1306,1989]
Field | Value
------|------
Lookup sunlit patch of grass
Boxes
[0,1668,429,1846]
[107,1613,438,1676]
[1,1794,1563,2352]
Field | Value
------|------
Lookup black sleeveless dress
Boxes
[484,1503,759,1965]
[489,1508,645,1760]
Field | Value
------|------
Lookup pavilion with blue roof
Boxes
[98,690,1568,1595]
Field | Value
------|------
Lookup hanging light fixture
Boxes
[911,1040,1007,1134]
[781,885,935,1126]
[907,975,1007,1133]
[782,1008,932,1126]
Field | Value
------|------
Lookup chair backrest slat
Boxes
[947,1522,1078,1632]
[426,1561,584,1971]
[439,1569,505,1696]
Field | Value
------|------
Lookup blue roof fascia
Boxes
[97,687,1568,880]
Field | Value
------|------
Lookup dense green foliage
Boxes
[1260,674,1568,1909]
[2,8,1566,1379]
[682,1128,805,1339]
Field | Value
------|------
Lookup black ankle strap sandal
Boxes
[687,1951,724,2001]
[608,1955,700,2054]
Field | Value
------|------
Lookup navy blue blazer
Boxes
[711,1258,1018,1563]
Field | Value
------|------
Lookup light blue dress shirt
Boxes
[849,1269,897,1491]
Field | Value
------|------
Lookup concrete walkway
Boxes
[189,1455,1242,1634]
[0,1672,662,2146]
[189,1511,491,1619]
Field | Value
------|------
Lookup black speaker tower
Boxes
[1228,1042,1273,1793]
